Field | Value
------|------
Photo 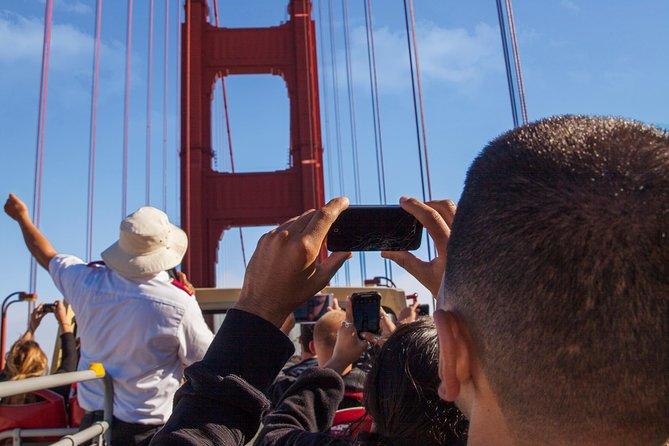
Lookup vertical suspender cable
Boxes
[363,0,391,280]
[86,0,103,262]
[402,0,432,261]
[184,0,192,268]
[407,0,432,202]
[495,0,519,127]
[174,0,181,221]
[317,0,339,285]
[341,0,366,283]
[327,0,350,285]
[212,0,247,269]
[162,0,169,211]
[504,0,528,124]
[29,0,54,298]
[122,0,134,217]
[146,0,155,205]
[317,0,335,201]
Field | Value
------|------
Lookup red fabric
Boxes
[329,407,373,438]
[343,391,364,403]
[0,389,68,431]
[171,279,194,296]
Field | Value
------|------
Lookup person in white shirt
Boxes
[4,194,214,445]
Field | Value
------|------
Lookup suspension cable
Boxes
[29,0,54,298]
[317,0,335,200]
[184,0,192,268]
[504,0,528,124]
[86,0,103,262]
[212,0,247,269]
[402,0,433,261]
[341,0,366,283]
[162,0,169,211]
[407,0,432,202]
[122,0,134,217]
[363,0,391,280]
[146,0,155,205]
[327,0,350,285]
[495,0,519,127]
[174,0,181,221]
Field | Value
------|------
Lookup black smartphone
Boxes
[294,293,333,324]
[326,206,423,252]
[167,267,179,280]
[350,291,381,339]
[417,304,430,316]
[42,303,57,313]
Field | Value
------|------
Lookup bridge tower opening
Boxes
[181,0,325,286]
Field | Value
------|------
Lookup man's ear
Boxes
[309,340,317,356]
[434,309,472,402]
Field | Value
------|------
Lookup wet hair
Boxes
[3,340,48,405]
[445,116,669,443]
[362,319,468,445]
[298,324,315,354]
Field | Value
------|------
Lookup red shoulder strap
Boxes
[171,279,194,296]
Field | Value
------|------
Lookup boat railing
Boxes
[0,363,113,446]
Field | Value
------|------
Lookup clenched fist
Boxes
[4,193,30,222]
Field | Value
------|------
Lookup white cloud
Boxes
[344,21,501,93]
[0,10,125,98]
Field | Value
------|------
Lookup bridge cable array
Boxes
[495,0,528,127]
[327,0,351,285]
[402,0,433,261]
[362,0,392,281]
[341,0,367,284]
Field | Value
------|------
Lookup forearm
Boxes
[152,309,295,446]
[17,216,57,270]
[256,368,345,446]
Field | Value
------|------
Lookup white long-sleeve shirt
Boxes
[49,254,214,424]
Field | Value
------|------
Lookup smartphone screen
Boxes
[326,206,423,252]
[294,293,333,324]
[351,292,381,338]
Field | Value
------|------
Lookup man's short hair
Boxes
[445,116,668,442]
[298,324,314,354]
[314,310,345,349]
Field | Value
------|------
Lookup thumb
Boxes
[315,251,351,284]
[381,251,424,276]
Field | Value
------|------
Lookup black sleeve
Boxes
[56,332,78,374]
[49,332,78,400]
[150,309,295,446]
[255,368,349,446]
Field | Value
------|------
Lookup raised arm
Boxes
[4,194,57,270]
[151,197,352,446]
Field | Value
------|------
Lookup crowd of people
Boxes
[2,115,667,445]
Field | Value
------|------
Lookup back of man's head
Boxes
[314,310,346,366]
[445,116,668,443]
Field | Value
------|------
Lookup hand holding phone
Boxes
[350,291,381,340]
[42,303,57,313]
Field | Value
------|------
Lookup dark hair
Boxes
[298,324,315,354]
[445,116,669,442]
[362,319,468,445]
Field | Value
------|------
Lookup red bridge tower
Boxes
[181,0,325,286]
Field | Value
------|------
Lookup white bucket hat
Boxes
[101,207,188,279]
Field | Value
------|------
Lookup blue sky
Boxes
[1,0,667,356]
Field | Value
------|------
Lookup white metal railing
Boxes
[0,363,113,446]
